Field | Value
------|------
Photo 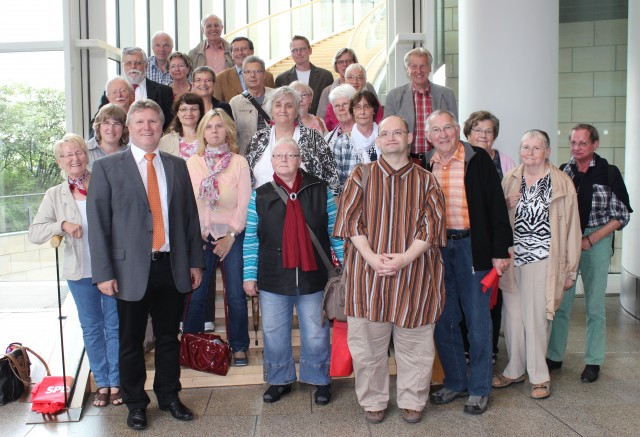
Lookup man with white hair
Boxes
[188,14,233,73]
[147,31,174,85]
[96,47,173,130]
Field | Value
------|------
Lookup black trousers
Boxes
[117,256,185,410]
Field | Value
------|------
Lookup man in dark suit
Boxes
[87,99,204,430]
[275,35,334,115]
[96,47,174,131]
[213,36,275,103]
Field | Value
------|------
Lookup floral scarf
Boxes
[68,170,89,196]
[198,146,232,210]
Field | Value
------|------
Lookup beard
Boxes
[125,69,145,85]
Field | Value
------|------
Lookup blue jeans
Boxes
[434,235,492,396]
[260,288,330,386]
[67,277,119,387]
[183,233,249,352]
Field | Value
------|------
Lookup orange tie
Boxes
[145,153,165,251]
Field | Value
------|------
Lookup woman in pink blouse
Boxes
[159,92,205,160]
[184,108,252,366]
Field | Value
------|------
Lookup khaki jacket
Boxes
[500,163,582,320]
[28,183,86,280]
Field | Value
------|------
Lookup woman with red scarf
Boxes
[184,108,252,366]
[243,138,344,405]
[29,134,121,408]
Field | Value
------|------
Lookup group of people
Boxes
[28,16,632,430]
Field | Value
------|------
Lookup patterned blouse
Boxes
[244,125,340,196]
[513,172,552,267]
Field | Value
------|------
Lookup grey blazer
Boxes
[275,63,334,116]
[384,82,458,134]
[87,148,204,302]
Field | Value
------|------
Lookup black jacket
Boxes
[426,142,512,271]
[254,171,331,295]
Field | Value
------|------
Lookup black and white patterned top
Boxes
[513,172,552,267]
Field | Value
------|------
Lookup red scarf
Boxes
[273,171,317,271]
[68,171,89,196]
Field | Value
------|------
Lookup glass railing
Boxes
[346,2,386,93]
[224,0,382,68]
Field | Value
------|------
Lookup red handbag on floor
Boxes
[179,333,231,376]
[330,321,353,377]
[31,376,74,414]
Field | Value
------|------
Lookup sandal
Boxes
[93,388,109,407]
[531,382,551,399]
[109,387,123,406]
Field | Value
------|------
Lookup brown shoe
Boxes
[531,382,551,399]
[492,373,525,388]
[364,410,385,424]
[400,408,422,423]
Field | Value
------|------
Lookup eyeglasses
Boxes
[353,103,373,111]
[299,92,311,99]
[429,125,456,135]
[231,47,250,53]
[178,107,200,113]
[521,145,546,153]
[170,63,187,69]
[108,88,130,96]
[569,140,590,147]
[101,121,123,127]
[194,78,213,84]
[333,102,349,110]
[242,69,265,75]
[290,47,309,54]
[346,75,365,82]
[272,153,300,160]
[336,59,354,66]
[471,127,494,136]
[123,60,145,67]
[59,151,86,159]
[378,130,408,140]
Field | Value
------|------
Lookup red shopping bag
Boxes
[330,321,353,377]
[30,376,74,414]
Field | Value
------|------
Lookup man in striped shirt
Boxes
[334,116,447,425]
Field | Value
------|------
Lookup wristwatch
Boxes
[227,231,237,238]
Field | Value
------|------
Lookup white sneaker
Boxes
[204,321,215,332]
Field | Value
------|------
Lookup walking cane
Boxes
[251,296,259,346]
[50,235,69,409]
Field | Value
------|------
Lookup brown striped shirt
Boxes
[333,158,447,328]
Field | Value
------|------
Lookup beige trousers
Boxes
[502,259,551,384]
[347,316,435,411]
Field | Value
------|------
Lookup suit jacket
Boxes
[275,63,334,115]
[188,39,233,71]
[96,79,174,131]
[213,66,275,103]
[384,81,458,134]
[229,87,275,155]
[87,147,204,301]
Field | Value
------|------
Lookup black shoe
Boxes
[581,364,600,383]
[314,384,332,405]
[160,400,194,421]
[263,384,292,403]
[127,408,147,430]
[546,357,563,370]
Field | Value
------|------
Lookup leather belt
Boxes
[150,251,170,261]
[447,230,470,240]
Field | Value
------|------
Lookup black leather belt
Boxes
[150,251,170,261]
[409,152,426,161]
[447,230,470,240]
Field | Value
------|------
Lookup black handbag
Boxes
[0,343,49,405]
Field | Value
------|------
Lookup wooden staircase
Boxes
[267,28,356,79]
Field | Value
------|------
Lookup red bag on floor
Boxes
[330,321,353,377]
[31,376,74,414]
[180,333,231,376]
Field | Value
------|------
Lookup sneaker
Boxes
[233,350,248,367]
[463,395,488,415]
[204,321,215,332]
[364,410,385,424]
[492,373,525,388]
[400,408,422,424]
[546,357,563,370]
[581,364,600,383]
[430,387,468,405]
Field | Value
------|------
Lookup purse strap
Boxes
[242,90,271,124]
[3,345,51,385]
[269,181,335,273]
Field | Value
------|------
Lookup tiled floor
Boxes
[2,296,640,436]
